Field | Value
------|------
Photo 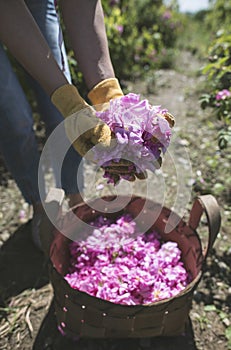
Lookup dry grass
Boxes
[0,284,53,348]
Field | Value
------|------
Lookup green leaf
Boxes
[204,304,217,312]
[213,183,225,195]
[207,158,218,168]
[219,311,228,320]
[225,326,231,341]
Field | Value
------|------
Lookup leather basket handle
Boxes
[188,194,221,259]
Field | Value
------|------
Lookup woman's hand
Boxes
[51,84,112,160]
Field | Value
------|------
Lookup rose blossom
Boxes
[93,93,173,184]
[65,214,189,306]
[215,89,231,101]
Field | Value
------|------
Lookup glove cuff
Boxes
[87,78,123,105]
[51,84,88,118]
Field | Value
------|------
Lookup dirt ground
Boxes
[0,51,230,350]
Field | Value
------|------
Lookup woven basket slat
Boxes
[78,321,107,338]
[161,306,190,336]
[83,305,106,327]
[104,328,134,338]
[127,327,163,338]
[60,298,85,324]
[134,311,166,330]
[102,314,135,331]
[54,300,107,338]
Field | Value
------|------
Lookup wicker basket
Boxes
[40,189,221,339]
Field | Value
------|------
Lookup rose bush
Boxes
[200,29,231,149]
[67,0,183,93]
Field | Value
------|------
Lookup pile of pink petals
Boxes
[65,214,189,305]
[94,93,173,184]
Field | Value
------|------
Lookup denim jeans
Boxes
[0,0,83,204]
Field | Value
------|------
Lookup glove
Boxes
[162,111,175,128]
[87,77,123,107]
[51,84,111,159]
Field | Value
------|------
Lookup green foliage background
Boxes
[68,0,184,95]
[199,0,231,150]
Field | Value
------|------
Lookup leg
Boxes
[0,43,46,205]
[25,0,84,199]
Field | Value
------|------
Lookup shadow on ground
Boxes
[0,222,49,302]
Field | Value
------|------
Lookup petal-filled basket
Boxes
[40,189,221,339]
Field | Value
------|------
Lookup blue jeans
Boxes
[0,0,83,204]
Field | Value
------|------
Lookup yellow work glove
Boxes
[51,84,111,159]
[87,77,123,108]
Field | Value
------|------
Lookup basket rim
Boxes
[67,194,182,217]
[50,260,202,309]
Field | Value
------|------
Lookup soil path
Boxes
[0,51,230,350]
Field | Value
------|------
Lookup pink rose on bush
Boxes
[215,89,231,100]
